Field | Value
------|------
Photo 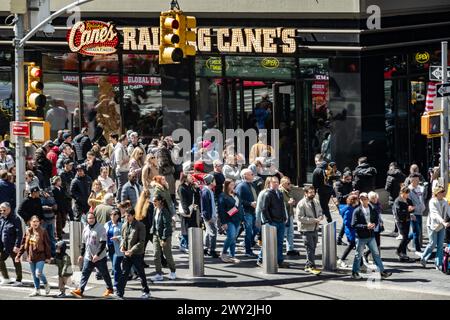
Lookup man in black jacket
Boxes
[0,170,15,212]
[353,157,377,193]
[351,193,391,280]
[257,176,289,268]
[85,151,103,181]
[312,154,334,223]
[70,165,92,222]
[73,127,92,164]
[60,159,75,221]
[0,202,23,286]
[17,186,44,224]
[385,162,406,235]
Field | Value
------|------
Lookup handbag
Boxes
[227,207,239,217]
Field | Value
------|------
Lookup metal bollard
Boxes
[322,221,337,271]
[69,221,82,269]
[262,224,278,274]
[188,227,204,277]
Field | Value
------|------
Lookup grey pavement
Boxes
[1,202,450,300]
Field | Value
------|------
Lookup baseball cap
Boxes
[76,164,85,171]
[359,192,368,199]
[62,132,71,140]
[30,186,40,193]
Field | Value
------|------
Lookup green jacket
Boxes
[280,187,295,217]
[55,254,73,277]
[152,182,176,217]
[121,220,146,256]
[150,207,172,240]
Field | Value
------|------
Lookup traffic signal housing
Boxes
[421,111,443,138]
[159,11,183,64]
[26,64,46,111]
[176,12,196,57]
[28,120,50,143]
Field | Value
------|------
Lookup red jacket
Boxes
[46,146,59,176]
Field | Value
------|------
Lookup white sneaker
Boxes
[415,251,423,257]
[11,281,23,287]
[29,289,41,297]
[230,257,241,263]
[337,259,348,268]
[396,235,403,240]
[150,274,164,282]
[44,282,51,295]
[141,292,151,299]
[0,278,12,285]
[220,253,233,263]
[169,272,176,280]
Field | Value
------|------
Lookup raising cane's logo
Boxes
[67,20,119,56]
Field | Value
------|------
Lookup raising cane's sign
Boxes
[67,20,119,56]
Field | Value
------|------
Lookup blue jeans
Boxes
[42,222,56,257]
[222,221,240,257]
[421,227,446,267]
[352,236,385,273]
[112,254,124,289]
[243,214,256,254]
[408,215,423,251]
[79,257,113,292]
[29,261,48,289]
[284,216,295,251]
[180,234,188,249]
[258,221,286,264]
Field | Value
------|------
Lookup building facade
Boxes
[1,0,450,185]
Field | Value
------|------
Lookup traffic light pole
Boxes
[441,41,449,191]
[13,0,95,211]
[14,14,26,212]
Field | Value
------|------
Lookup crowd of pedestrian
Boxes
[1,126,450,299]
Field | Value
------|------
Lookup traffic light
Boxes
[28,120,50,143]
[176,12,196,57]
[421,112,443,138]
[26,63,46,111]
[159,10,183,64]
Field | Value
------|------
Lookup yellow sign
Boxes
[206,57,223,73]
[261,57,280,69]
[415,51,430,64]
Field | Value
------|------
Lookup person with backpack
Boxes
[353,157,377,193]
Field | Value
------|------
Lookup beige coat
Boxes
[296,197,323,232]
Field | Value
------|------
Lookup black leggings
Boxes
[340,240,356,261]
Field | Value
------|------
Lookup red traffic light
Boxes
[30,67,42,78]
[163,17,179,29]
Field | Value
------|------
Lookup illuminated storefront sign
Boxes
[68,22,300,55]
[415,51,430,64]
[67,21,119,56]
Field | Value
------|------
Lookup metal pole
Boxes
[188,227,204,277]
[441,41,449,191]
[322,221,337,271]
[69,221,82,269]
[262,224,277,274]
[14,14,25,212]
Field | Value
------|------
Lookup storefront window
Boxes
[0,71,12,137]
[408,49,441,75]
[43,73,79,136]
[123,54,160,75]
[81,54,119,73]
[225,56,296,79]
[122,76,162,142]
[196,56,223,78]
[82,75,121,144]
[384,55,407,78]
[42,52,79,72]
[299,58,328,78]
